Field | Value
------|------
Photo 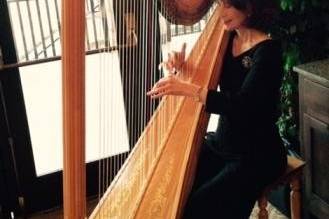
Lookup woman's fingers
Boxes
[153,75,173,88]
[149,91,166,99]
[171,43,186,70]
[158,60,174,74]
[147,74,178,98]
[147,84,171,98]
[158,43,187,74]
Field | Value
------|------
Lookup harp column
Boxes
[61,0,86,218]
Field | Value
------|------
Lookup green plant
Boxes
[275,0,329,153]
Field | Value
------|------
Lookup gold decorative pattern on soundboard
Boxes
[105,150,146,218]
[149,157,175,218]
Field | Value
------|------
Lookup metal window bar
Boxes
[174,24,178,36]
[25,0,38,59]
[166,21,171,42]
[85,0,91,50]
[35,0,48,58]
[5,0,211,67]
[14,0,29,60]
[44,0,56,56]
[0,47,118,71]
[88,0,99,49]
[54,0,61,37]
[100,0,109,47]
[86,22,91,51]
[164,6,214,41]
[7,0,104,63]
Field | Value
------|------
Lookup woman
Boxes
[147,0,287,218]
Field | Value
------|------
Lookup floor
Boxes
[29,201,288,219]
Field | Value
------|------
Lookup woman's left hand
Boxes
[147,74,200,99]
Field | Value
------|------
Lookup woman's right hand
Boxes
[160,43,187,74]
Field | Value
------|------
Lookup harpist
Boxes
[147,0,287,218]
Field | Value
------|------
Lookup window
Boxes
[8,0,129,176]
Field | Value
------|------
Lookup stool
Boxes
[257,156,305,219]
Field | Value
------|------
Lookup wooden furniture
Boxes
[294,59,329,219]
[257,156,305,219]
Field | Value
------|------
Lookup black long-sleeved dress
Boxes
[183,32,287,219]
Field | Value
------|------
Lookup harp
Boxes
[61,0,229,218]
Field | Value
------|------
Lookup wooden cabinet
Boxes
[294,59,329,219]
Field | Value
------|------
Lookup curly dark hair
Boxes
[223,0,280,33]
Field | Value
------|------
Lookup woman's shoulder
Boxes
[248,38,283,69]
[253,38,282,59]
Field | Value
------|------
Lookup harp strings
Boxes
[127,0,134,211]
[97,0,123,215]
[94,0,217,217]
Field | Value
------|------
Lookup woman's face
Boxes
[218,1,249,31]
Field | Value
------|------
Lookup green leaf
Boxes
[281,0,288,10]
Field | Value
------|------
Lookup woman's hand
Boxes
[160,43,187,74]
[147,74,200,99]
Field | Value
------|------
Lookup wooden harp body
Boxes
[62,0,229,218]
[159,0,216,25]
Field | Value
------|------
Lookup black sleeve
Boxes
[205,41,283,117]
